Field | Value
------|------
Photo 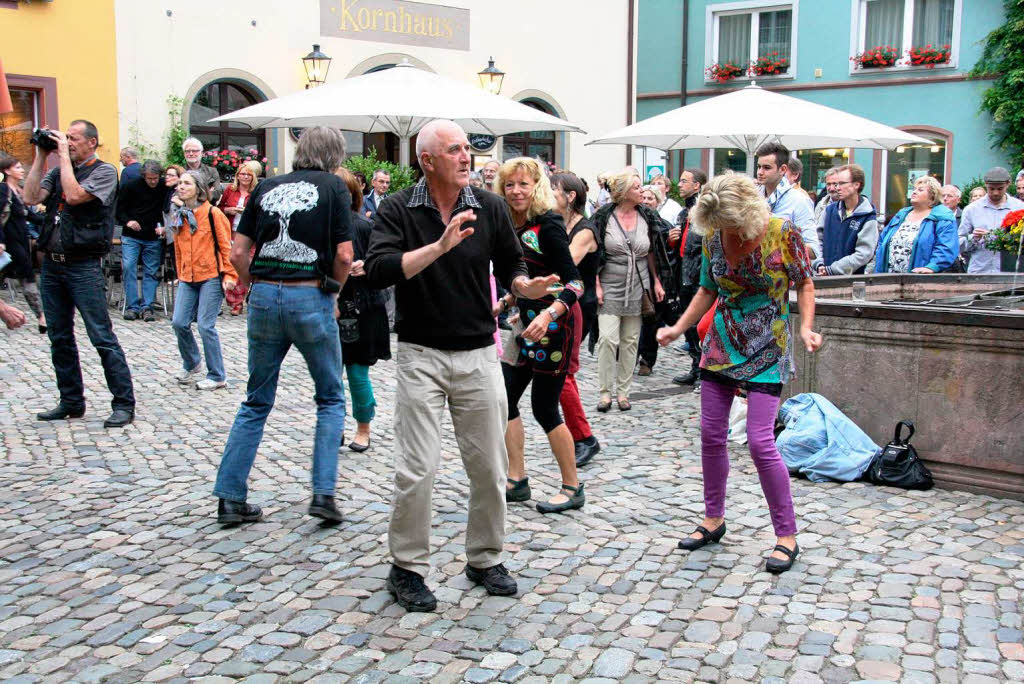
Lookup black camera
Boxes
[30,128,58,151]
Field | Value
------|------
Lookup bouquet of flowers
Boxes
[750,53,790,76]
[908,44,951,67]
[984,209,1024,253]
[851,45,901,69]
[706,61,745,83]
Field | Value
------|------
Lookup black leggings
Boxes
[502,362,568,433]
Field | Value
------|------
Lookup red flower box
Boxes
[851,45,901,69]
[750,52,790,76]
[706,61,745,83]
[908,44,951,68]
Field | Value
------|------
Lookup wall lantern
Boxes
[302,44,332,89]
[477,57,505,96]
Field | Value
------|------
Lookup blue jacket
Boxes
[776,393,879,483]
[817,195,878,275]
[363,192,385,219]
[874,203,959,273]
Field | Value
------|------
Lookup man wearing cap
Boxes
[959,167,1024,273]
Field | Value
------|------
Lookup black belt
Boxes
[47,253,98,263]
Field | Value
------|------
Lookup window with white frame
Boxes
[854,0,961,70]
[707,2,797,80]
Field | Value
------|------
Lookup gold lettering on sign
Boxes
[323,0,469,50]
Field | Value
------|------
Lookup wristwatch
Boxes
[544,306,561,320]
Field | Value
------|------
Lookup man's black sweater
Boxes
[364,181,528,351]
[115,177,166,241]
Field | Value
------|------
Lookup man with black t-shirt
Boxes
[117,160,167,321]
[365,119,558,613]
[212,126,353,526]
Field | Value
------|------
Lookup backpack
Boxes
[866,420,933,490]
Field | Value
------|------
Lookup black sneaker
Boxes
[574,436,601,467]
[142,308,155,322]
[465,562,518,596]
[386,564,437,612]
[123,310,138,321]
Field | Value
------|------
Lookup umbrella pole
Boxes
[400,136,410,167]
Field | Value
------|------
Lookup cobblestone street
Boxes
[1,296,1023,684]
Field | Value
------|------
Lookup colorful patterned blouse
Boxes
[699,218,813,385]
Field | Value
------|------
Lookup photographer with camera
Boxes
[23,120,136,428]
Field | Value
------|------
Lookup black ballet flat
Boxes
[677,523,726,551]
[348,439,370,453]
[506,477,531,502]
[765,542,799,574]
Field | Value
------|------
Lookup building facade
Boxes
[112,0,632,182]
[637,0,1008,218]
[0,0,121,167]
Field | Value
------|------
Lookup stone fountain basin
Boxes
[787,274,1024,499]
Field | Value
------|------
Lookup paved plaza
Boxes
[0,293,1023,684]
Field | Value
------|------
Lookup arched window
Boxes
[502,100,557,164]
[188,80,266,159]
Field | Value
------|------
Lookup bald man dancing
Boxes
[364,120,558,612]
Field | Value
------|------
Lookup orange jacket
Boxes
[172,202,238,284]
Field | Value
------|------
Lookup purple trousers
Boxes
[700,377,797,536]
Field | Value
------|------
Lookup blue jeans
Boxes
[345,363,376,424]
[120,236,162,313]
[39,257,135,412]
[172,278,225,382]
[213,282,346,502]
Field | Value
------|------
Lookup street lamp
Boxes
[477,57,505,96]
[302,44,332,89]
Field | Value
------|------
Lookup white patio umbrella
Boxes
[211,62,585,166]
[588,83,932,174]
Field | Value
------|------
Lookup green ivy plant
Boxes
[970,0,1024,165]
[165,95,187,167]
[342,148,417,193]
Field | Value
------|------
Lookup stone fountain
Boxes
[787,274,1024,500]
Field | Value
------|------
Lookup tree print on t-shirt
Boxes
[258,181,319,265]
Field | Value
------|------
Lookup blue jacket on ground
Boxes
[776,393,879,483]
[874,203,959,273]
[815,195,878,275]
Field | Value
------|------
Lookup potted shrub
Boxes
[908,44,951,67]
[706,61,745,83]
[851,45,901,69]
[750,52,790,77]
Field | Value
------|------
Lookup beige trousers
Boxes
[389,341,509,578]
[597,313,643,399]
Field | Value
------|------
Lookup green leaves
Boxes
[970,1,1024,161]
[342,148,417,193]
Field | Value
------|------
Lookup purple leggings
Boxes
[700,377,797,536]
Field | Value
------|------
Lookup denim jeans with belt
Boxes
[213,282,346,502]
[172,277,225,381]
[120,235,163,313]
[39,257,135,412]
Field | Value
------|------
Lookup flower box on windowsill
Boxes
[751,53,790,77]
[908,44,951,68]
[705,62,746,84]
[851,46,901,70]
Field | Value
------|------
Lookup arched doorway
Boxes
[188,80,267,161]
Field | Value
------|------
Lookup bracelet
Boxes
[544,305,561,320]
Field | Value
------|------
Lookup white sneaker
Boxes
[196,378,227,391]
[175,365,202,385]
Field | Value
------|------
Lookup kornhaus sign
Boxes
[320,0,470,51]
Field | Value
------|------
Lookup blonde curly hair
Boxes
[690,172,769,241]
[495,157,555,221]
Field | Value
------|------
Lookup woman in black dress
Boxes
[336,168,391,452]
[495,158,586,514]
[0,156,45,332]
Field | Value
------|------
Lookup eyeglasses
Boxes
[827,181,853,187]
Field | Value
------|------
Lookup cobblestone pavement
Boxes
[1,294,1023,684]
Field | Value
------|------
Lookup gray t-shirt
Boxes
[40,156,118,252]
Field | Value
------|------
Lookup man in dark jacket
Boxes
[813,164,878,275]
[671,168,706,387]
[116,160,167,320]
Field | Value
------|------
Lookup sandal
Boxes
[536,483,585,514]
[617,397,631,411]
[505,477,531,503]
[596,397,612,413]
[765,542,799,574]
[677,523,726,551]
